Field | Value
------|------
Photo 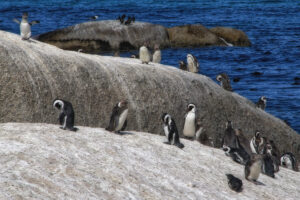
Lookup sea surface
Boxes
[0,0,299,133]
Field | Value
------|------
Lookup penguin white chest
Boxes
[116,109,128,131]
[183,112,196,137]
[139,47,150,63]
[152,50,161,63]
[187,57,198,73]
[20,22,31,39]
[163,125,169,138]
[248,161,261,180]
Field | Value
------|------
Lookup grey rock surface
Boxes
[0,30,299,159]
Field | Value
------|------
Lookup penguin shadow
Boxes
[115,131,134,136]
[23,38,37,43]
[250,180,265,186]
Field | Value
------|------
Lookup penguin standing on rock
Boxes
[183,103,197,139]
[222,121,239,149]
[152,44,161,63]
[256,96,267,110]
[250,131,266,154]
[106,100,128,134]
[280,152,298,171]
[225,174,243,192]
[139,43,151,64]
[216,73,233,92]
[245,154,263,184]
[186,54,199,73]
[161,113,184,149]
[124,16,132,25]
[53,99,78,131]
[13,12,40,40]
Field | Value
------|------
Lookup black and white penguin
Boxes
[179,61,188,71]
[106,100,128,133]
[222,121,239,149]
[186,54,199,73]
[256,96,267,110]
[264,141,280,173]
[124,16,132,25]
[161,113,184,149]
[225,174,243,192]
[245,154,263,184]
[131,16,135,23]
[13,12,39,40]
[216,73,233,92]
[53,99,78,131]
[90,15,99,20]
[152,44,161,63]
[183,103,197,139]
[235,129,252,155]
[195,120,212,146]
[118,14,126,24]
[280,152,298,171]
[139,43,151,64]
[223,145,250,165]
[261,144,276,178]
[250,131,266,154]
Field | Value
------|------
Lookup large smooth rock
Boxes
[167,24,224,47]
[0,31,299,159]
[0,123,299,199]
[210,27,251,46]
[35,20,170,52]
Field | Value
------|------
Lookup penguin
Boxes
[280,152,298,171]
[222,121,239,149]
[195,120,212,146]
[124,16,131,25]
[183,103,196,139]
[152,44,161,63]
[119,14,126,24]
[106,100,128,133]
[186,54,199,73]
[264,140,280,172]
[245,154,263,184]
[256,96,267,110]
[223,145,250,165]
[235,129,252,155]
[161,113,184,149]
[53,99,78,131]
[13,12,40,40]
[261,143,276,177]
[131,16,135,23]
[139,43,151,64]
[179,61,188,71]
[90,15,99,20]
[250,131,266,154]
[216,73,233,92]
[225,174,243,192]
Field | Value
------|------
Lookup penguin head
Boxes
[265,143,273,155]
[154,44,160,50]
[179,60,185,65]
[53,99,64,110]
[118,100,128,108]
[161,113,170,124]
[216,74,222,82]
[260,96,267,103]
[254,130,261,138]
[222,145,231,154]
[187,103,196,112]
[22,12,28,20]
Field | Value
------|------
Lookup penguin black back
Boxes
[226,174,243,192]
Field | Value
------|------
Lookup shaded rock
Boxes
[0,30,299,160]
[210,27,251,47]
[35,20,170,52]
[167,24,223,47]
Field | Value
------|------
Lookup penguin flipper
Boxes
[30,20,40,26]
[59,112,66,125]
[121,119,127,131]
[13,18,20,24]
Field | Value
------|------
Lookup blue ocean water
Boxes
[0,0,299,132]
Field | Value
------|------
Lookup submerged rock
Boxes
[0,30,299,160]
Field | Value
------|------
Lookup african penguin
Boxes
[245,154,263,184]
[280,152,298,171]
[13,12,40,40]
[161,113,184,149]
[124,16,132,25]
[186,54,199,73]
[183,103,196,139]
[222,121,239,149]
[131,16,135,23]
[118,14,126,24]
[261,144,276,178]
[250,131,266,154]
[139,43,151,64]
[53,99,78,131]
[256,96,267,110]
[264,141,280,172]
[195,120,212,146]
[225,174,243,192]
[223,145,250,165]
[216,73,233,92]
[90,15,99,20]
[152,44,161,63]
[235,129,252,155]
[106,100,128,133]
[179,61,188,71]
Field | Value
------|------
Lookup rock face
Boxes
[0,30,299,159]
[0,123,299,199]
[210,27,251,46]
[35,20,170,52]
[167,24,224,47]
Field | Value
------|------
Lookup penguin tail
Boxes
[175,142,184,149]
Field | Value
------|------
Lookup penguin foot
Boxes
[59,127,66,130]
